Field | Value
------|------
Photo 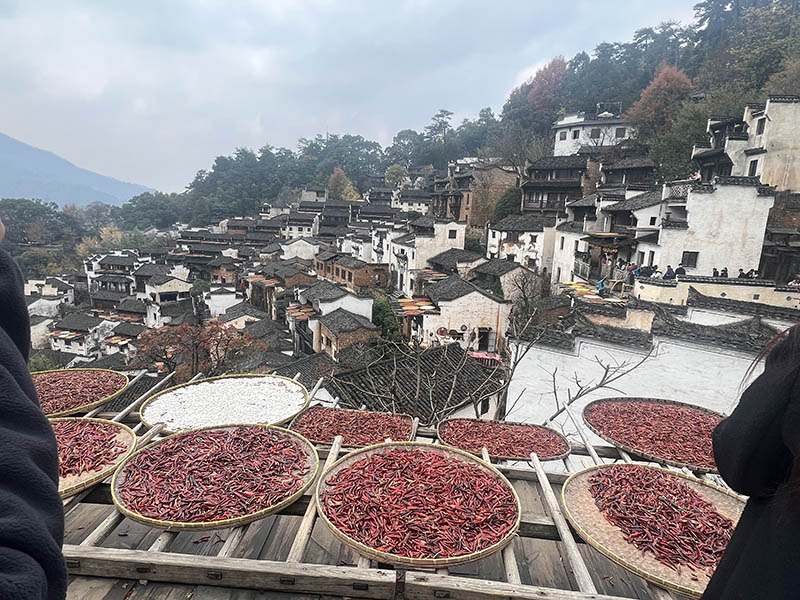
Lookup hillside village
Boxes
[21,95,800,426]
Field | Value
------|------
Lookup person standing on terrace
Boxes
[0,216,67,599]
[703,325,800,599]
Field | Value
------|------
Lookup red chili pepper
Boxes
[439,419,568,460]
[292,406,412,447]
[52,419,128,478]
[33,370,127,415]
[320,448,518,559]
[588,464,734,576]
[585,401,722,470]
[116,426,310,523]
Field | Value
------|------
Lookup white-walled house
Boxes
[487,215,555,270]
[392,189,432,214]
[280,237,321,261]
[552,111,633,156]
[204,287,240,318]
[49,313,117,358]
[388,218,467,297]
[144,276,193,304]
[418,275,511,353]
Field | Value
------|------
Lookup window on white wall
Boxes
[448,230,457,239]
[572,130,579,139]
[560,236,565,250]
[559,131,567,140]
[649,216,657,225]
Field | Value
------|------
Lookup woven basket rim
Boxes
[111,423,319,531]
[581,397,724,473]
[32,368,130,418]
[289,405,415,448]
[436,417,571,462]
[314,440,521,568]
[138,373,310,434]
[50,417,137,498]
[561,463,745,599]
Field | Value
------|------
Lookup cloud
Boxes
[0,0,698,191]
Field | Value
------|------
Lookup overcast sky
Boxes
[0,1,696,192]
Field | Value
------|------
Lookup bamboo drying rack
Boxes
[34,368,130,417]
[60,369,732,600]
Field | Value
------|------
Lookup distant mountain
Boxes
[0,132,153,207]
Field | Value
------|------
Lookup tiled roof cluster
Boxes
[318,308,378,336]
[326,344,504,425]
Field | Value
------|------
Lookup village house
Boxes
[49,313,116,358]
[391,188,432,214]
[204,286,240,318]
[24,277,75,305]
[317,308,379,360]
[416,275,511,353]
[521,155,589,216]
[487,214,555,270]
[286,280,373,356]
[26,294,64,318]
[299,185,328,203]
[242,260,318,320]
[259,198,291,219]
[314,251,389,293]
[113,298,148,323]
[144,275,193,304]
[218,301,269,329]
[85,251,143,291]
[469,259,538,304]
[430,159,517,227]
[552,107,632,156]
[30,315,54,349]
[363,186,393,206]
[283,211,318,239]
[427,248,486,277]
[280,237,321,261]
[206,255,241,284]
[145,298,198,328]
[102,322,146,362]
[338,231,375,262]
[692,95,800,191]
[388,217,467,297]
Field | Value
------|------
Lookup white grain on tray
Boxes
[141,376,307,431]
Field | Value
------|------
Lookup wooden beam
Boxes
[403,572,629,600]
[62,545,396,599]
[286,435,343,563]
[531,453,597,594]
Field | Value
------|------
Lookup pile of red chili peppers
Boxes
[585,401,722,470]
[52,420,128,479]
[292,406,412,447]
[588,465,734,575]
[116,426,310,523]
[33,370,127,415]
[439,418,569,459]
[320,448,518,559]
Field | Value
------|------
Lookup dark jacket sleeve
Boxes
[0,248,67,599]
[713,365,799,498]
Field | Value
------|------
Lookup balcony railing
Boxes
[574,258,591,280]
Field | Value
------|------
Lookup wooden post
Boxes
[482,447,521,584]
[530,452,597,594]
[286,435,343,563]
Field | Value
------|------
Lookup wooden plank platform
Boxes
[62,372,711,600]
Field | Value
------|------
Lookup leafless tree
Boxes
[485,123,551,180]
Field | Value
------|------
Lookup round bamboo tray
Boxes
[562,464,744,599]
[315,440,521,568]
[289,405,415,447]
[33,368,129,417]
[436,417,571,462]
[139,374,310,434]
[51,417,137,498]
[582,397,725,473]
[111,424,319,532]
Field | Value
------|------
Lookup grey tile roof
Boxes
[282,236,321,246]
[530,155,587,170]
[53,313,104,332]
[116,298,147,314]
[272,352,339,389]
[316,250,341,262]
[147,275,176,287]
[556,221,586,232]
[428,248,484,271]
[219,301,269,322]
[318,308,378,336]
[103,374,168,412]
[425,275,505,303]
[492,214,552,232]
[159,298,194,318]
[299,280,349,303]
[45,277,73,291]
[602,156,655,169]
[112,322,147,337]
[29,349,80,369]
[98,254,137,266]
[567,193,599,208]
[393,233,416,247]
[603,189,663,212]
[133,263,171,277]
[92,274,133,283]
[335,256,368,270]
[326,344,504,425]
[472,259,521,277]
[90,290,129,302]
